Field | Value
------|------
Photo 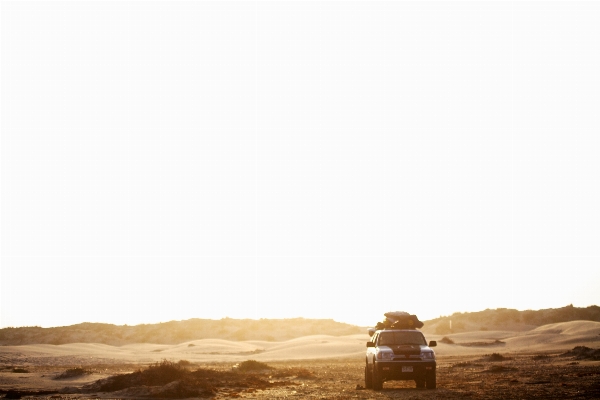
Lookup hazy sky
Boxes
[2,2,599,329]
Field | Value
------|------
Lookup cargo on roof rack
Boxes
[368,312,424,336]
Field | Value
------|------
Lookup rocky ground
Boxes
[1,348,599,399]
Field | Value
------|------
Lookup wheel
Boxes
[425,370,436,389]
[364,364,373,389]
[415,379,425,389]
[372,362,383,391]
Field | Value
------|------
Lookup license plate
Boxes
[402,366,413,372]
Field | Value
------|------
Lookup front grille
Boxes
[391,346,421,356]
[393,355,421,360]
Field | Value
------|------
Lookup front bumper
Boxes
[375,361,436,381]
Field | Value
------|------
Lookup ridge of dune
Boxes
[530,320,600,335]
[500,320,600,350]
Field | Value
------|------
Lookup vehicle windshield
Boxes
[378,331,426,346]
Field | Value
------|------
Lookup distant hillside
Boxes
[3,306,599,346]
[421,305,600,335]
[0,318,363,346]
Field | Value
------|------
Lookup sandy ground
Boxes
[1,321,599,398]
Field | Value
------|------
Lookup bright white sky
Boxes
[1,2,599,329]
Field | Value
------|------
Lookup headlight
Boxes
[421,352,435,360]
[377,350,394,360]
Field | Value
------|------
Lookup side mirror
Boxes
[428,341,437,347]
[366,342,375,348]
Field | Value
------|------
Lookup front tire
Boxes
[415,379,425,389]
[426,370,436,389]
[372,362,383,391]
[364,364,373,389]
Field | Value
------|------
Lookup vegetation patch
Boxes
[236,360,273,372]
[176,360,193,368]
[11,368,29,373]
[483,353,512,362]
[272,367,316,379]
[450,362,483,369]
[79,360,294,398]
[423,305,600,335]
[53,367,93,379]
[532,354,552,361]
[440,336,455,344]
[0,390,57,399]
[561,346,600,360]
[459,339,505,347]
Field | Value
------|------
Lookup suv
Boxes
[365,329,437,390]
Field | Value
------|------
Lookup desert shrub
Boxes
[485,353,511,362]
[272,367,315,379]
[187,343,195,347]
[54,367,92,379]
[142,360,188,384]
[93,360,187,392]
[485,365,518,373]
[450,362,482,369]
[12,368,29,373]
[177,360,193,368]
[236,360,272,372]
[532,354,551,361]
[561,346,600,360]
[440,336,454,344]
[293,368,315,379]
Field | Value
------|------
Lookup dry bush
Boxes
[82,359,291,398]
[89,360,189,392]
[440,336,454,344]
[484,353,511,362]
[532,354,551,360]
[236,360,273,372]
[450,362,483,369]
[272,367,315,379]
[177,360,193,368]
[54,367,92,380]
[561,346,600,360]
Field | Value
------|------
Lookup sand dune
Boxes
[2,321,598,367]
[503,320,600,350]
[1,335,367,365]
[429,320,600,356]
[529,320,600,336]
